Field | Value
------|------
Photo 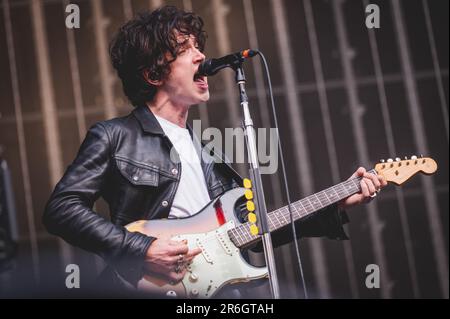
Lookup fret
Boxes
[344,181,353,197]
[279,208,290,225]
[307,194,321,210]
[269,211,278,228]
[295,201,307,218]
[277,207,288,228]
[351,179,360,193]
[343,180,353,195]
[317,191,329,206]
[318,192,326,207]
[312,194,322,209]
[326,186,339,203]
[322,189,332,204]
[233,228,243,245]
[235,226,245,246]
[300,199,308,213]
[295,202,304,218]
[285,208,292,224]
[279,209,289,226]
[244,227,253,244]
[340,181,352,197]
[344,181,352,195]
[343,181,353,196]
[269,219,276,232]
[282,206,295,223]
[287,204,295,217]
[268,210,279,227]
[331,185,341,200]
[274,210,284,227]
[305,196,313,211]
[268,214,276,231]
[336,183,346,197]
[232,171,380,246]
[229,228,240,247]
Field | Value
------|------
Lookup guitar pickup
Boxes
[196,238,213,264]
[216,230,233,256]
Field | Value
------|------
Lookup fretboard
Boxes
[228,169,376,248]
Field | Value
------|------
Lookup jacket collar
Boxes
[132,104,242,185]
[132,105,165,136]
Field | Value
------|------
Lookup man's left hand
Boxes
[338,167,387,210]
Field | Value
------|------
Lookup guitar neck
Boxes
[229,169,376,248]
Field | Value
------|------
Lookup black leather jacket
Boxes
[43,105,348,288]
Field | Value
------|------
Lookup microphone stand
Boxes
[234,64,280,299]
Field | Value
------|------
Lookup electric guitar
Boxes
[125,156,437,298]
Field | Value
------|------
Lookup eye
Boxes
[176,41,189,54]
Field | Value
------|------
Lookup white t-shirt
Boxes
[154,114,211,218]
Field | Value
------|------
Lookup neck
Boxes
[146,95,189,128]
[228,169,377,248]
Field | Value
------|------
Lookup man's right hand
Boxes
[143,238,202,283]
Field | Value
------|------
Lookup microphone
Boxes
[197,49,258,76]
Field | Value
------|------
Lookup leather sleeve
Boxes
[272,204,349,245]
[243,203,349,252]
[43,122,155,286]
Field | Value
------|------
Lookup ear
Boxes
[143,69,163,86]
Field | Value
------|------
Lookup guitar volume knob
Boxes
[166,290,177,298]
[189,273,199,282]
[190,289,199,297]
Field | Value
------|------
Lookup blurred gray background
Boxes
[0,0,448,298]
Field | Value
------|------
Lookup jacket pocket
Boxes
[115,157,159,187]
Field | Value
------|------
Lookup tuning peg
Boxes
[395,157,401,161]
[411,155,417,160]
[404,156,408,160]
[387,158,393,163]
[380,159,385,163]
[420,154,424,158]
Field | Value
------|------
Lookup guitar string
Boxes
[174,171,374,249]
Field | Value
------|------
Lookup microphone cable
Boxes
[254,50,309,299]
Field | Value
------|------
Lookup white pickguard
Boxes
[169,221,268,298]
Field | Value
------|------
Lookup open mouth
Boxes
[193,73,207,85]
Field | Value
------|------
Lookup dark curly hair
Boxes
[109,6,207,107]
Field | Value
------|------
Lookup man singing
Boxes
[43,5,386,297]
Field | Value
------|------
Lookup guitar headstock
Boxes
[374,156,437,186]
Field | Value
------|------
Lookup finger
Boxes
[166,255,181,264]
[169,244,189,256]
[168,270,186,283]
[364,172,380,190]
[360,179,370,198]
[185,251,202,262]
[186,247,202,257]
[357,167,366,175]
[351,167,366,179]
[168,271,184,285]
[364,177,376,195]
[176,270,187,281]
[378,174,387,187]
[168,239,187,246]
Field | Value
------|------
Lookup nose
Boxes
[193,48,206,64]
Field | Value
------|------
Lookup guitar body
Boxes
[125,187,268,298]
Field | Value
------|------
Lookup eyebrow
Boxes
[176,34,197,44]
